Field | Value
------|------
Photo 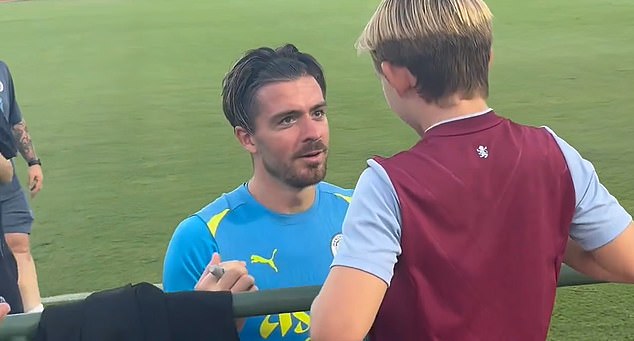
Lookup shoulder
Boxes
[0,61,11,79]
[167,185,247,244]
[357,160,401,209]
[540,125,575,148]
[539,126,591,172]
[371,152,421,188]
[194,185,250,222]
[370,140,428,171]
[169,215,210,247]
[317,181,354,203]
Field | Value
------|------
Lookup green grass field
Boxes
[1,0,633,339]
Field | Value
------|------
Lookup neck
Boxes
[247,169,316,215]
[408,97,490,137]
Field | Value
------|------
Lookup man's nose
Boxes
[300,116,323,142]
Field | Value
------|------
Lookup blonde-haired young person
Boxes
[311,1,634,340]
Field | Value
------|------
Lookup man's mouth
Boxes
[300,150,324,158]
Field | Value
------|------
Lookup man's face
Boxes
[250,76,329,189]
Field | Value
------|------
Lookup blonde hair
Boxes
[356,0,494,103]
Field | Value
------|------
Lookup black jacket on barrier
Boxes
[33,282,239,341]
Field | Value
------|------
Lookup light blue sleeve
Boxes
[331,159,402,286]
[162,215,218,292]
[545,127,633,250]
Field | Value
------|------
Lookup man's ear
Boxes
[380,61,417,97]
[234,126,257,154]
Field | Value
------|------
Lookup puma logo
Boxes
[250,249,278,272]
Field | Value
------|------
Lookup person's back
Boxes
[310,1,634,340]
[371,111,576,340]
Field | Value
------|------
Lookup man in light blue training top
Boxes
[162,44,352,341]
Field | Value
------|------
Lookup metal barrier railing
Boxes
[0,265,604,340]
[0,285,322,341]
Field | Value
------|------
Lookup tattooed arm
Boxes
[12,120,38,163]
[12,119,43,197]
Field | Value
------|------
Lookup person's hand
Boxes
[0,297,11,324]
[195,253,256,293]
[27,164,43,198]
[194,253,258,332]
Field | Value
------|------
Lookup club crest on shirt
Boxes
[476,145,489,159]
[331,233,343,256]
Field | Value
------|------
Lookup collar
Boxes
[424,108,494,133]
[423,108,504,137]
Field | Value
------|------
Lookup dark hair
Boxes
[221,44,326,133]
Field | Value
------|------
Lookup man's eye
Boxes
[313,110,326,118]
[280,116,295,125]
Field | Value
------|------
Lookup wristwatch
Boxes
[27,159,41,167]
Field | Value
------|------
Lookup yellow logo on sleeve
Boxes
[260,312,311,339]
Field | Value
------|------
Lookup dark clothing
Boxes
[0,203,24,314]
[0,110,16,159]
[0,61,34,235]
[34,282,240,341]
[0,60,20,160]
[0,61,23,126]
